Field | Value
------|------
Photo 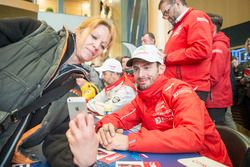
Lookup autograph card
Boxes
[99,153,125,164]
[116,161,144,167]
[115,161,161,167]
[178,157,227,167]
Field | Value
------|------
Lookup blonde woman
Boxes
[66,17,115,64]
[0,16,115,166]
[42,17,116,167]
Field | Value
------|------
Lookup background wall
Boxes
[187,0,250,29]
[108,0,122,58]
[37,0,90,16]
[0,0,38,19]
[148,0,171,50]
[37,0,57,12]
[38,12,87,31]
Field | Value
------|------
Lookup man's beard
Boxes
[138,85,148,91]
[137,79,150,91]
[168,16,177,26]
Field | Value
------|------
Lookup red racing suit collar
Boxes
[104,74,126,92]
[137,75,168,101]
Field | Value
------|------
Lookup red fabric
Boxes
[164,8,214,91]
[123,73,136,91]
[243,68,250,76]
[96,75,232,166]
[126,73,135,83]
[206,32,233,108]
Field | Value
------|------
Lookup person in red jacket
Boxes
[158,0,214,101]
[205,13,233,125]
[96,45,232,166]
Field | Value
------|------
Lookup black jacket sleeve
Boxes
[42,120,76,167]
[0,17,41,47]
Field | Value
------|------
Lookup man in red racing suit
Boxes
[158,0,214,101]
[96,45,232,167]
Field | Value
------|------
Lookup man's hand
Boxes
[98,123,116,146]
[97,123,127,150]
[103,133,129,151]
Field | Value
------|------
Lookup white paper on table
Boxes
[115,161,144,167]
[177,157,228,167]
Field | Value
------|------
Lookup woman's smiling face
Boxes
[75,24,112,62]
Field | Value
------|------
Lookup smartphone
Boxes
[67,97,86,120]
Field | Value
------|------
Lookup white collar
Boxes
[175,7,189,23]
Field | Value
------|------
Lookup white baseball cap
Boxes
[95,58,122,73]
[126,45,164,67]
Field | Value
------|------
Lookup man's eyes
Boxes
[133,66,150,71]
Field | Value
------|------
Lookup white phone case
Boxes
[67,97,86,120]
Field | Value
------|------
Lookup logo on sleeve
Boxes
[197,17,209,23]
[173,88,193,98]
[112,96,120,103]
[155,117,162,124]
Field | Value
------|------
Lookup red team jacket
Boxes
[164,8,214,92]
[96,75,232,166]
[206,32,233,108]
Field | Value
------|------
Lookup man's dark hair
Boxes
[158,0,187,9]
[122,56,131,59]
[120,56,131,64]
[207,13,223,32]
[143,32,155,41]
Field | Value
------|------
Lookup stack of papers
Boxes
[178,157,228,167]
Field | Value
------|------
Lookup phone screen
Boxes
[67,97,86,120]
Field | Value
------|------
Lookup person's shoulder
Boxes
[181,11,211,32]
[118,83,136,96]
[1,16,39,24]
[188,9,211,23]
[161,78,194,102]
[162,78,192,93]
[165,77,189,85]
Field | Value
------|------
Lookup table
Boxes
[95,130,200,166]
[27,151,201,167]
[96,150,200,167]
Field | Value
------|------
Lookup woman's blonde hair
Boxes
[77,17,116,51]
